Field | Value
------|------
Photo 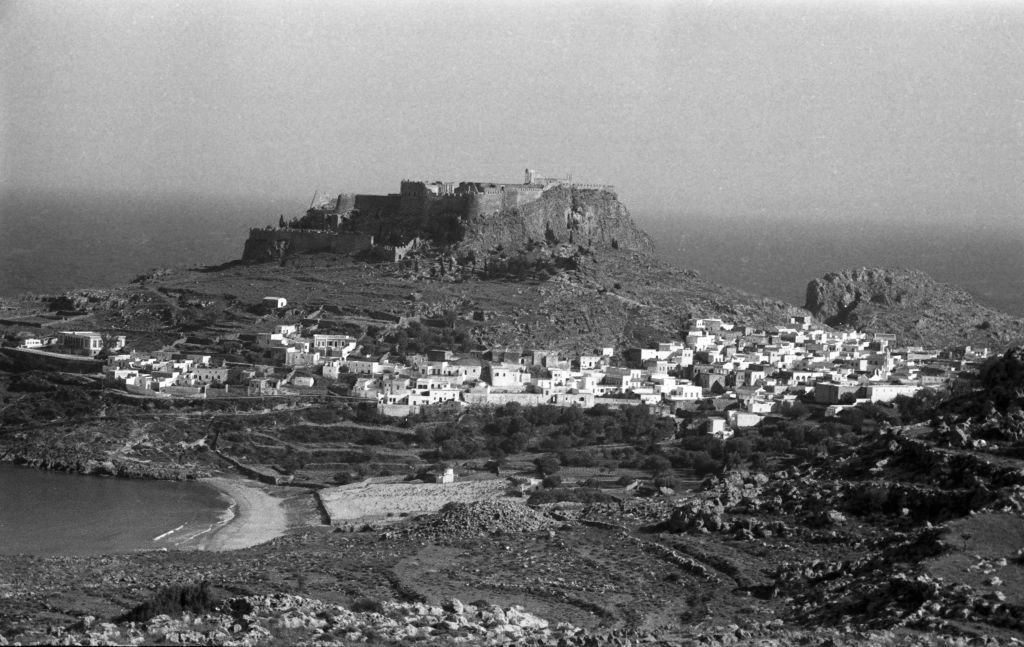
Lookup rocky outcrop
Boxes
[805,267,1024,347]
[241,229,374,263]
[4,453,207,481]
[459,187,654,257]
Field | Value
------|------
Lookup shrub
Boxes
[527,487,616,505]
[533,454,561,476]
[542,474,563,488]
[332,471,357,485]
[117,581,219,623]
[642,454,672,475]
[351,597,385,614]
[559,449,597,467]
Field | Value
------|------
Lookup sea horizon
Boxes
[2,189,1021,317]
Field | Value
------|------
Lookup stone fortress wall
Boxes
[244,169,616,262]
[354,194,401,214]
[396,168,614,218]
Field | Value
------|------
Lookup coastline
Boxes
[192,477,291,552]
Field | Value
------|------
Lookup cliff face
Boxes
[458,187,654,256]
[805,267,1024,347]
[241,229,374,263]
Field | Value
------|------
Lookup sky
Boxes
[2,0,1023,228]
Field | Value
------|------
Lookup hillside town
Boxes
[19,306,988,435]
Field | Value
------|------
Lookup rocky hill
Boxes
[457,187,654,256]
[805,267,1024,348]
[239,187,653,266]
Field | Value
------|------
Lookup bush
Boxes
[527,487,616,505]
[350,597,385,614]
[332,471,358,485]
[533,454,561,476]
[642,454,672,475]
[117,581,218,623]
[542,474,563,488]
[693,453,723,477]
[559,449,597,467]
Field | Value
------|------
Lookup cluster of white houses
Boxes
[57,315,985,433]
[19,330,127,356]
[97,329,362,397]
[360,317,985,425]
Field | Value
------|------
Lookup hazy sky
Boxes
[3,0,1023,226]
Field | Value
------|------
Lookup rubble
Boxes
[398,499,561,540]
[31,593,595,646]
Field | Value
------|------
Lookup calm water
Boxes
[1,189,1021,316]
[0,463,231,555]
[645,215,1024,316]
[0,189,294,297]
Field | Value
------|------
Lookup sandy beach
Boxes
[197,477,290,551]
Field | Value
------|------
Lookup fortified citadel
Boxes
[241,169,648,263]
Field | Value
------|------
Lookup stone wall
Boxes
[0,347,104,373]
[353,194,401,214]
[464,186,545,218]
[461,392,550,406]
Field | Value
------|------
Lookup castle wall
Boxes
[354,194,401,214]
[465,186,545,218]
[467,192,502,218]
[335,193,356,212]
[330,233,375,254]
[571,184,615,192]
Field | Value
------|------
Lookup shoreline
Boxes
[191,477,291,552]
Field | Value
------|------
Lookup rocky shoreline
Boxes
[2,451,206,481]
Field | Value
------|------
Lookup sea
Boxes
[0,190,296,298]
[643,214,1024,317]
[1,190,1021,315]
[0,463,231,555]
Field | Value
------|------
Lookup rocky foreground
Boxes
[13,591,987,647]
[36,593,584,647]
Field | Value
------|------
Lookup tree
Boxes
[278,214,285,228]
[642,454,672,475]
[534,454,561,477]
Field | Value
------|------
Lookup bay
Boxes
[0,463,230,556]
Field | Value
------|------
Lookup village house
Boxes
[312,334,357,358]
[262,296,287,310]
[57,331,125,357]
